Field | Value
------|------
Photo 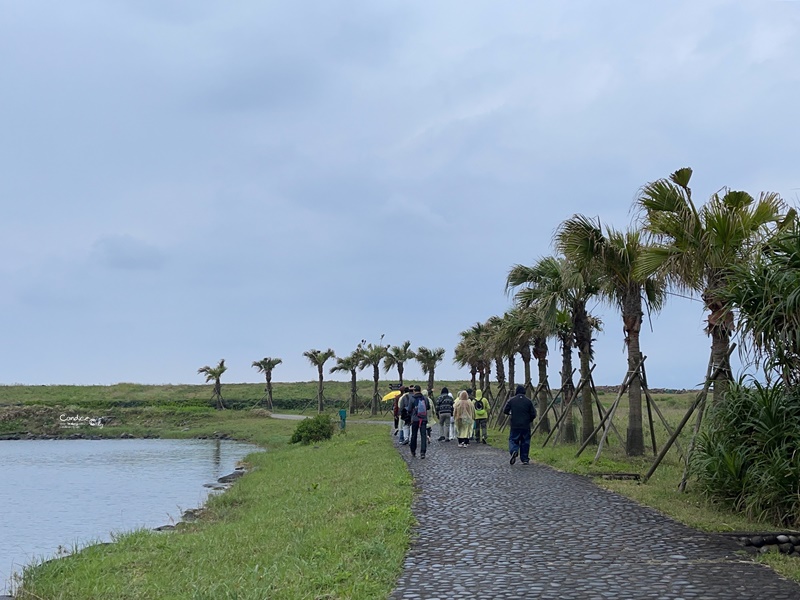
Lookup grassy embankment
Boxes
[2,385,415,599]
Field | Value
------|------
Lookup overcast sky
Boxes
[2,1,798,388]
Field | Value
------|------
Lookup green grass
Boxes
[15,422,413,600]
[0,380,473,414]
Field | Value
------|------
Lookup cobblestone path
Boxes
[389,437,800,600]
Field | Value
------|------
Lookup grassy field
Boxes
[4,382,799,594]
[0,380,472,413]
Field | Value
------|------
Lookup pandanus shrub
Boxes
[692,380,800,527]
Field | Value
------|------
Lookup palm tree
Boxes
[330,351,361,415]
[499,306,554,433]
[384,341,416,385]
[722,211,800,387]
[251,357,283,410]
[467,322,493,395]
[358,343,388,415]
[303,348,336,413]
[557,215,667,455]
[455,324,491,394]
[636,167,785,404]
[491,312,519,396]
[508,255,600,444]
[485,315,509,406]
[416,346,445,397]
[197,359,227,410]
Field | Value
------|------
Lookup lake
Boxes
[0,438,261,594]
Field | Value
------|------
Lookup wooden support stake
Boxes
[589,374,624,446]
[645,388,658,456]
[584,358,645,459]
[549,367,592,447]
[640,363,685,461]
[580,357,645,461]
[540,372,577,446]
[642,344,735,483]
[679,391,709,492]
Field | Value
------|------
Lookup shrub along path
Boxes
[389,435,800,600]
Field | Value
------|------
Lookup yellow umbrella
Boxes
[382,390,401,402]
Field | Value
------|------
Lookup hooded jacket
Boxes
[502,391,536,430]
[473,390,489,419]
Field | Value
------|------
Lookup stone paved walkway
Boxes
[389,435,800,600]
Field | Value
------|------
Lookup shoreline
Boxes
[2,433,262,598]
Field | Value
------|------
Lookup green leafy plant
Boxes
[290,414,335,445]
[692,380,800,526]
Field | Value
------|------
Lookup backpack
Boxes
[399,393,411,419]
[474,398,484,411]
[415,396,427,419]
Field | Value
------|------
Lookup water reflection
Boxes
[0,438,261,593]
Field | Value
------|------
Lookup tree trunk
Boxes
[573,302,595,445]
[494,357,506,413]
[508,353,516,398]
[266,373,274,410]
[214,379,224,410]
[560,336,576,443]
[398,364,404,386]
[495,357,506,389]
[533,336,550,433]
[705,288,734,405]
[624,289,644,456]
[317,367,324,413]
[579,345,595,445]
[710,320,732,406]
[371,365,380,415]
[350,370,357,415]
[428,370,435,399]
[520,344,532,393]
[470,367,477,393]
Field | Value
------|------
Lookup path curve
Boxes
[390,437,800,599]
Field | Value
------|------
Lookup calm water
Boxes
[0,438,261,593]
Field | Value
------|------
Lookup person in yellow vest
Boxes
[473,389,489,444]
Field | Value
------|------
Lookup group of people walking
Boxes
[392,384,537,465]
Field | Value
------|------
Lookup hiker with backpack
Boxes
[435,387,454,442]
[422,389,435,445]
[408,385,430,459]
[473,389,489,444]
[398,386,412,445]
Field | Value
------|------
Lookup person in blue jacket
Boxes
[502,385,536,465]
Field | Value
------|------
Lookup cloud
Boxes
[1,0,798,386]
[91,235,166,270]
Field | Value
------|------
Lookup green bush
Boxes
[692,380,800,527]
[290,415,335,445]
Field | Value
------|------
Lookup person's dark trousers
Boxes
[474,418,488,442]
[508,428,532,462]
[410,419,428,456]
